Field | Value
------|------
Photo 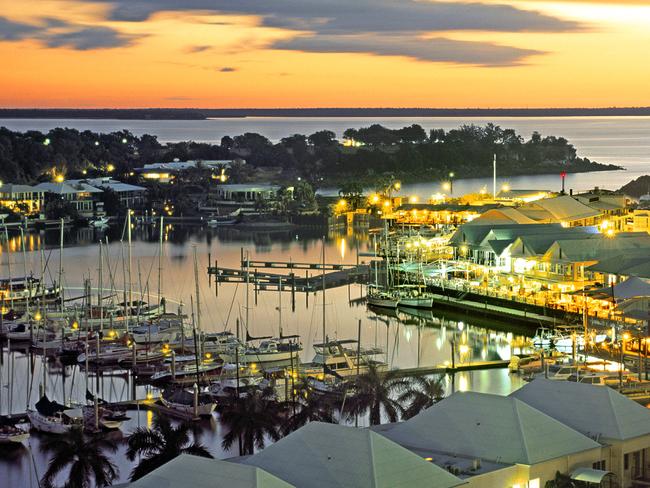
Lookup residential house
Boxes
[375,391,605,488]
[136,159,242,184]
[511,379,650,487]
[215,184,284,202]
[0,183,44,216]
[35,181,103,218]
[67,178,146,209]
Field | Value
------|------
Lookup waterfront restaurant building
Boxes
[375,391,605,488]
[241,422,464,488]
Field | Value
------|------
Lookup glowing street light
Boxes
[43,138,51,146]
[442,182,451,192]
[448,172,455,195]
[501,183,510,192]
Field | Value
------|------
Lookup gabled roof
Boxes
[379,392,600,465]
[35,182,103,194]
[510,379,650,441]
[449,223,563,248]
[583,276,650,301]
[510,228,599,257]
[243,422,463,488]
[465,208,538,225]
[545,234,650,262]
[125,455,294,488]
[588,253,650,279]
[522,195,601,222]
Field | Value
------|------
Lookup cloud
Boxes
[0,17,39,41]
[95,0,579,33]
[43,26,140,50]
[187,45,212,53]
[274,35,542,66]
[0,15,139,50]
[218,66,237,72]
[74,0,579,65]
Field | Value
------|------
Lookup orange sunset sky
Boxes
[2,0,650,108]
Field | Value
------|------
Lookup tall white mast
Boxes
[158,216,163,310]
[493,153,497,198]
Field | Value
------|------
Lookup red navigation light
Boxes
[560,171,567,178]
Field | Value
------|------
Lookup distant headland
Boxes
[2,107,650,120]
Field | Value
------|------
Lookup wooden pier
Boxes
[208,264,369,293]
[394,359,511,377]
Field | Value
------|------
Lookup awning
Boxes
[570,467,613,483]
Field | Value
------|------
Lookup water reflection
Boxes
[1,223,530,484]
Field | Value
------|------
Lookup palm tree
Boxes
[398,375,446,420]
[544,471,577,488]
[282,381,338,435]
[343,364,409,425]
[126,415,212,481]
[40,427,118,488]
[218,386,284,456]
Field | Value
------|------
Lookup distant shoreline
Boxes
[2,107,650,120]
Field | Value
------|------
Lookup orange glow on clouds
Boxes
[1,0,649,108]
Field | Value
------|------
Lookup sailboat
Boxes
[221,275,302,364]
[27,396,84,434]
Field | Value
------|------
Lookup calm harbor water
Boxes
[2,115,650,194]
[0,224,528,485]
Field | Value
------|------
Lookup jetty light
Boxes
[34,311,42,322]
[106,164,115,172]
[54,173,64,183]
[409,195,418,204]
[459,344,469,355]
[501,183,510,192]
[606,228,615,238]
[442,182,451,192]
[394,181,401,190]
[371,194,380,204]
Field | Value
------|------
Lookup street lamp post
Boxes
[448,172,455,196]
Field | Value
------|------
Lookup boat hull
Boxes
[27,411,73,434]
[398,297,433,309]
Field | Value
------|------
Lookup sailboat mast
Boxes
[4,225,13,310]
[245,250,249,335]
[59,218,64,312]
[278,276,282,337]
[158,215,163,309]
[322,239,326,358]
[19,228,30,324]
[127,210,133,330]
[193,246,202,359]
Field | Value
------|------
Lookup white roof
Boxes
[125,455,294,488]
[243,422,463,488]
[142,160,234,171]
[0,183,42,194]
[520,195,601,222]
[219,184,280,192]
[380,392,601,465]
[510,379,650,441]
[35,182,103,194]
[67,178,145,193]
